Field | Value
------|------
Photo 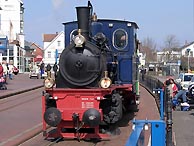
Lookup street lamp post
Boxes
[187,48,191,72]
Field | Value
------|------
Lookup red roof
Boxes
[43,34,58,42]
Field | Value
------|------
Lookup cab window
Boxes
[113,29,127,50]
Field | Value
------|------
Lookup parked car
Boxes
[29,70,39,79]
[175,73,194,90]
[186,76,194,102]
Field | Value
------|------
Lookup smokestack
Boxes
[76,7,90,40]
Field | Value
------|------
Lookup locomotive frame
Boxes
[42,1,140,140]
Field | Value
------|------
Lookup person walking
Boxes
[40,61,45,79]
[8,62,14,80]
[53,62,58,78]
[0,63,3,78]
[46,63,51,72]
[2,61,8,83]
[46,63,52,77]
[0,63,5,89]
[140,66,146,81]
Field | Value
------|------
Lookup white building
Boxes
[43,31,64,66]
[157,51,181,64]
[180,41,194,57]
[0,0,25,72]
[138,52,146,66]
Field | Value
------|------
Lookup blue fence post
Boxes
[125,120,166,146]
[159,89,164,120]
[151,121,166,146]
[153,88,164,120]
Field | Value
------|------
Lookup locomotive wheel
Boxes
[102,93,123,124]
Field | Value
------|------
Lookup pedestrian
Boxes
[0,63,5,89]
[46,63,52,77]
[8,62,14,80]
[165,78,178,98]
[46,63,52,72]
[173,89,189,106]
[40,61,45,79]
[53,62,58,78]
[0,63,3,77]
[166,78,190,108]
[2,61,7,83]
[141,66,146,81]
[29,63,33,73]
[173,79,190,106]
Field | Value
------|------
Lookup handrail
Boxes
[125,119,166,146]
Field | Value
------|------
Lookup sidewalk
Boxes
[0,73,43,99]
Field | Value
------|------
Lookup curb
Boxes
[0,85,43,99]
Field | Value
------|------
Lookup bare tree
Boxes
[140,37,157,62]
[163,34,180,51]
[162,35,180,63]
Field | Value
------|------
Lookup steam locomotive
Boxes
[42,1,140,140]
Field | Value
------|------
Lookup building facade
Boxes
[43,31,64,66]
[0,0,25,72]
[180,41,194,57]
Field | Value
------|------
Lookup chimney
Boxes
[76,6,90,40]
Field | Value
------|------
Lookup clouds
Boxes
[51,0,65,10]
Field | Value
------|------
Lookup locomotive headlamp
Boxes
[73,34,85,47]
[100,77,112,89]
[44,78,55,89]
[99,71,112,89]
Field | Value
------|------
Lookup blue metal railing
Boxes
[125,119,166,146]
[125,89,167,146]
[153,88,164,120]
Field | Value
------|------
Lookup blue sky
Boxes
[23,0,194,49]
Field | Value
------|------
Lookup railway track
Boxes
[0,87,44,146]
[0,87,44,111]
[11,85,159,146]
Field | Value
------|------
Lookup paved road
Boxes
[173,108,194,146]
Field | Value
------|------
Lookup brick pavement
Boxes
[0,73,43,99]
[1,73,193,145]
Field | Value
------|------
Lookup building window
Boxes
[48,51,51,58]
[57,41,61,47]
